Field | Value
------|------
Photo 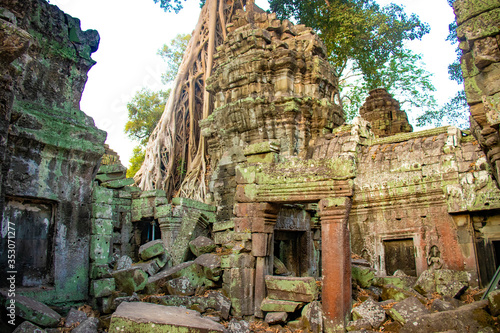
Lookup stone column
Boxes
[234,202,278,317]
[318,197,352,333]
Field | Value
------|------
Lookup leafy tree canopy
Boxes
[269,0,429,85]
[152,0,186,13]
[125,88,169,146]
[157,33,191,84]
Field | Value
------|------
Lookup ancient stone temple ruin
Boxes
[1,0,500,332]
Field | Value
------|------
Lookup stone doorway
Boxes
[272,205,319,278]
[383,238,417,276]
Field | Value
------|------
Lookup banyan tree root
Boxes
[135,0,256,202]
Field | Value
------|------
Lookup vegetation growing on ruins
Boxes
[125,34,189,177]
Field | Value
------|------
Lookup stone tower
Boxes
[359,88,413,138]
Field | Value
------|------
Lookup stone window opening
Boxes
[0,196,56,288]
[133,218,161,260]
[382,238,417,276]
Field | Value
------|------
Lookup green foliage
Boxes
[125,88,169,145]
[157,33,191,84]
[127,146,146,178]
[152,0,186,13]
[269,0,437,125]
[152,0,206,12]
[269,0,429,81]
[343,50,438,123]
[416,90,468,128]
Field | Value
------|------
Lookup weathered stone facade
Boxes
[0,0,105,306]
[2,0,500,332]
[455,0,500,185]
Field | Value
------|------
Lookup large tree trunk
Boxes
[135,0,248,201]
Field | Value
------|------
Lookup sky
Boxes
[50,0,459,167]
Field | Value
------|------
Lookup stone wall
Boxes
[454,0,500,184]
[0,0,105,305]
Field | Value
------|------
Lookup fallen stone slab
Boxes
[260,298,302,312]
[487,289,500,316]
[194,253,222,281]
[12,321,46,333]
[414,269,470,296]
[112,267,148,295]
[301,301,323,333]
[133,260,161,276]
[430,298,457,312]
[437,280,468,299]
[346,318,372,332]
[373,275,417,291]
[381,284,425,302]
[72,317,99,333]
[265,311,287,324]
[145,261,194,294]
[226,318,251,333]
[2,294,61,328]
[64,308,88,327]
[139,239,166,261]
[352,298,386,328]
[352,265,375,288]
[115,255,133,271]
[101,177,135,189]
[388,296,430,326]
[401,300,493,333]
[190,236,216,257]
[167,276,196,296]
[109,302,225,332]
[265,275,318,302]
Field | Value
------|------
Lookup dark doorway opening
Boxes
[274,230,308,276]
[0,197,55,287]
[383,238,417,276]
[272,205,317,277]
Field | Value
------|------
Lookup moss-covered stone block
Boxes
[154,204,172,219]
[189,236,216,257]
[90,235,111,264]
[92,186,114,204]
[457,9,500,41]
[98,164,126,174]
[172,197,217,212]
[454,0,500,24]
[235,165,257,184]
[90,263,111,279]
[265,276,318,302]
[112,268,148,295]
[91,218,113,235]
[91,278,115,298]
[352,266,375,288]
[92,203,113,219]
[213,220,235,232]
[3,294,61,328]
[260,298,302,312]
[139,240,166,261]
[101,178,135,189]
